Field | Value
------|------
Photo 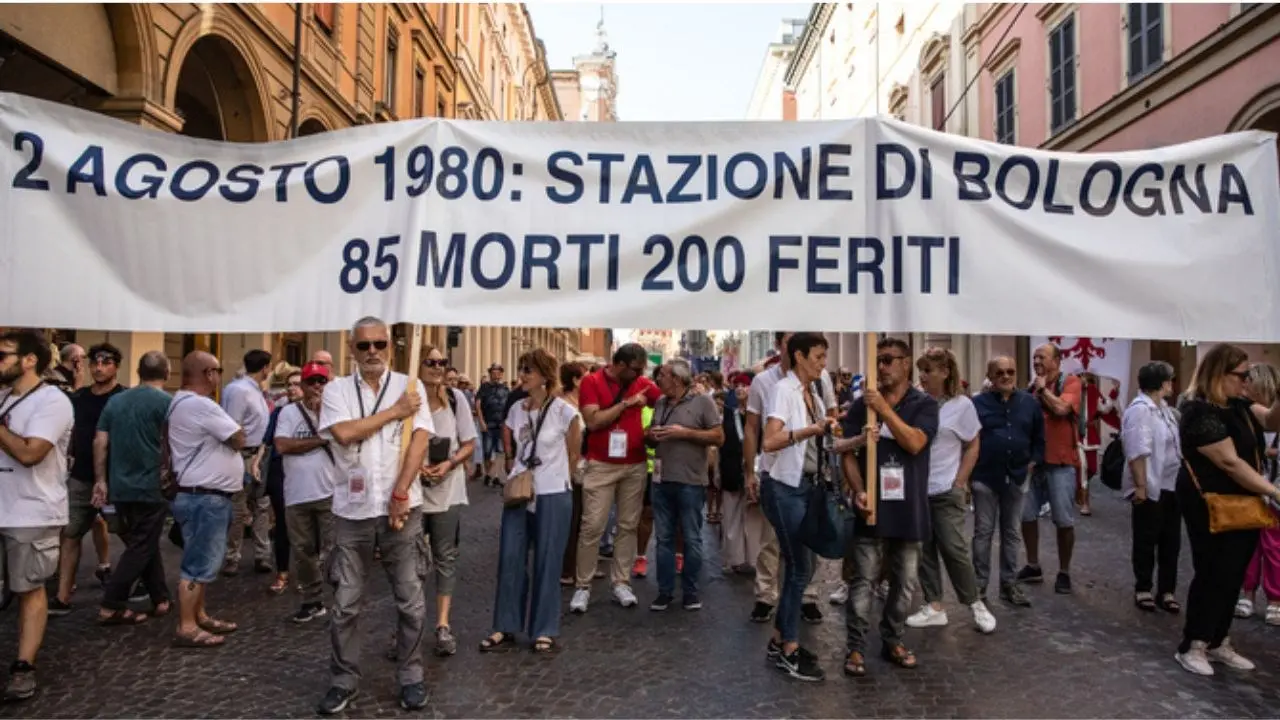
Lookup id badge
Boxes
[880,462,905,501]
[608,430,628,459]
[652,458,663,484]
[347,467,368,505]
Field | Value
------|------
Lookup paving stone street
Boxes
[2,483,1278,718]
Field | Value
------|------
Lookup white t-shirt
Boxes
[422,387,478,514]
[169,390,243,494]
[221,375,269,448]
[765,372,827,487]
[275,402,338,507]
[927,396,981,496]
[319,371,435,521]
[0,385,73,528]
[506,396,579,496]
[747,365,835,474]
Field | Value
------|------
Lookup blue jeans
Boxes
[652,482,706,598]
[171,492,233,584]
[482,427,504,461]
[759,474,811,645]
[493,492,573,639]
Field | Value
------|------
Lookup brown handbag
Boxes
[503,396,554,508]
[1183,439,1278,534]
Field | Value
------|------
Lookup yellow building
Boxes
[0,2,576,385]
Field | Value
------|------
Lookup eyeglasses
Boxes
[208,366,223,374]
[304,377,328,386]
[876,355,906,366]
[0,350,12,362]
[422,358,449,368]
[1229,370,1251,381]
[354,340,389,352]
[993,369,1016,378]
[518,366,533,375]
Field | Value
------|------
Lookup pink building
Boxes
[967,2,1280,384]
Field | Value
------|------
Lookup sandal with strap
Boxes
[197,616,238,635]
[843,650,867,677]
[1158,594,1181,614]
[173,629,225,648]
[151,601,172,618]
[1135,592,1156,612]
[533,637,559,654]
[479,632,515,652]
[269,574,289,595]
[97,609,148,626]
[881,644,918,669]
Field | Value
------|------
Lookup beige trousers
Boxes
[575,461,647,588]
[720,490,768,570]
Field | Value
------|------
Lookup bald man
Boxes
[311,350,334,369]
[166,351,245,647]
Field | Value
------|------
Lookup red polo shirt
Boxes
[579,369,661,464]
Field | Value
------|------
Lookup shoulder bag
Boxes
[1182,411,1278,534]
[159,395,202,502]
[503,396,555,508]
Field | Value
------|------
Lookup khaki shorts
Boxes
[1,526,60,594]
[63,478,99,540]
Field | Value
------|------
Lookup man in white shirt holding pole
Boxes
[315,317,434,715]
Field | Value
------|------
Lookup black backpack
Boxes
[1100,438,1124,491]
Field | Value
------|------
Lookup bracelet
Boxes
[391,491,409,501]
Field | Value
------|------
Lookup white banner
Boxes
[2,92,1278,339]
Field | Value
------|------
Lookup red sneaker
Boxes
[632,556,648,578]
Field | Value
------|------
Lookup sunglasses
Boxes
[208,366,223,374]
[1229,370,1251,381]
[91,355,118,365]
[993,369,1016,378]
[355,340,389,352]
[876,355,906,366]
[422,358,449,368]
[304,376,328,385]
[518,366,534,375]
[0,350,12,362]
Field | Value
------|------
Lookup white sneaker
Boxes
[612,584,638,608]
[906,604,949,628]
[1267,604,1280,626]
[828,583,848,605]
[1175,641,1215,676]
[569,588,590,614]
[1234,596,1254,618]
[970,600,997,634]
[1207,639,1255,671]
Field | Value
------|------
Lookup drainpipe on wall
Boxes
[289,3,303,138]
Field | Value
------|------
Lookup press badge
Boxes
[608,430,628,459]
[880,461,905,501]
[348,467,368,504]
[652,458,663,484]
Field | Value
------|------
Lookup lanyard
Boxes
[0,382,44,425]
[657,390,690,427]
[355,372,391,419]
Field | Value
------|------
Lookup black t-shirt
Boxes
[477,381,511,429]
[1179,397,1263,497]
[69,384,126,483]
[843,387,939,541]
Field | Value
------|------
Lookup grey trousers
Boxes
[227,459,272,566]
[328,510,428,691]
[422,506,461,597]
[920,488,981,606]
[972,479,1027,596]
[846,536,921,654]
[286,498,334,602]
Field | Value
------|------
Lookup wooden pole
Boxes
[864,332,879,526]
[389,324,423,531]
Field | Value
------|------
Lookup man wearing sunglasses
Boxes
[971,356,1045,608]
[316,316,434,714]
[0,331,74,701]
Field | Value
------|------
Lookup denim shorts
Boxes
[1022,464,1077,528]
[171,491,233,583]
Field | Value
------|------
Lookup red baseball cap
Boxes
[301,362,331,382]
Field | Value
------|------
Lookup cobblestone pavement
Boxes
[1,484,1278,718]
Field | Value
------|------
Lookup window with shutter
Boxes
[313,3,334,34]
[931,76,945,131]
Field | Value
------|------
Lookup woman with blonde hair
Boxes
[905,348,996,634]
[1236,362,1280,625]
[1174,344,1280,676]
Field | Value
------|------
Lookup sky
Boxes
[527,2,811,122]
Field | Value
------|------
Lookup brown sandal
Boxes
[197,616,238,635]
[882,644,918,669]
[173,629,225,648]
[533,637,559,654]
[843,650,867,677]
[269,574,289,595]
[97,609,148,626]
[151,601,172,618]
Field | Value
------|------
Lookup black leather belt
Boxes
[240,447,261,457]
[177,487,235,499]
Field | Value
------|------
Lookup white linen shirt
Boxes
[764,372,827,487]
[421,387,478,514]
[319,371,435,521]
[1121,393,1181,499]
[747,365,835,474]
[169,391,243,494]
[0,385,73,528]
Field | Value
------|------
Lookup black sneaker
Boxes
[801,602,824,624]
[317,686,358,715]
[766,637,783,660]
[1000,583,1032,608]
[649,593,673,611]
[1055,572,1072,594]
[47,598,72,617]
[683,593,702,611]
[292,603,328,624]
[775,647,824,682]
[750,602,775,623]
[3,660,36,701]
[399,682,429,711]
[94,565,112,588]
[1016,565,1044,584]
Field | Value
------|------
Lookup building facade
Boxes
[0,2,573,385]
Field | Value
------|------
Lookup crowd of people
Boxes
[1,321,1279,707]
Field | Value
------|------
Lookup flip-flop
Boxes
[1158,594,1181,614]
[97,609,148,626]
[198,617,238,635]
[151,601,172,618]
[173,629,225,648]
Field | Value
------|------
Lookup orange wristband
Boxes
[391,491,409,501]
